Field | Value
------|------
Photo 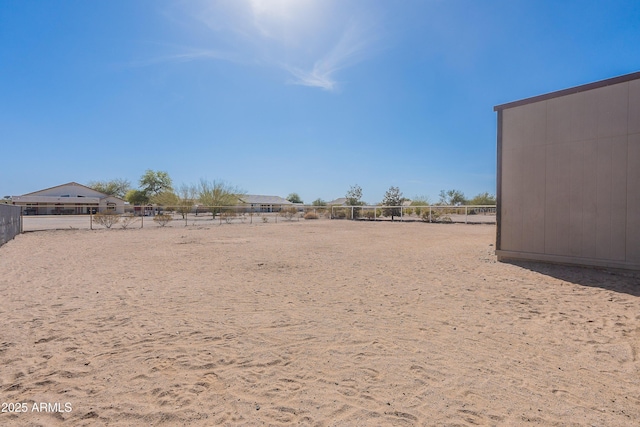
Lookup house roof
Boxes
[19,182,125,201]
[327,197,348,205]
[494,70,640,111]
[238,195,293,205]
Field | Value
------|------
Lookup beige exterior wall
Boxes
[496,75,640,270]
[11,183,125,215]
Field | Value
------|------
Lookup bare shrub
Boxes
[362,210,376,220]
[279,207,297,221]
[262,217,269,223]
[153,214,173,227]
[93,212,120,229]
[332,208,347,219]
[120,213,138,229]
[221,212,236,224]
[419,209,453,223]
[304,212,319,220]
[420,209,440,223]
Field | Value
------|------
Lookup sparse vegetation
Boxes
[411,196,431,216]
[153,214,173,227]
[304,211,319,220]
[93,212,120,229]
[279,207,297,221]
[119,213,138,229]
[221,211,236,224]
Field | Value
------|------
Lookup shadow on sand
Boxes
[503,260,640,297]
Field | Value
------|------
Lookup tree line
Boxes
[88,172,495,215]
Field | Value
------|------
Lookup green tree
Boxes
[151,190,179,207]
[468,192,496,205]
[198,179,243,218]
[175,183,198,219]
[87,178,131,199]
[139,170,173,197]
[381,186,404,221]
[345,184,364,220]
[438,189,466,206]
[345,184,364,206]
[125,189,149,205]
[311,198,327,206]
[287,193,303,204]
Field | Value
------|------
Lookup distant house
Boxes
[237,195,293,213]
[327,197,348,206]
[11,182,126,215]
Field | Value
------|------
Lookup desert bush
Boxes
[311,207,328,218]
[404,207,414,216]
[361,210,376,220]
[411,196,431,216]
[153,214,173,227]
[419,208,454,223]
[420,208,441,223]
[279,207,297,221]
[304,211,319,220]
[119,213,138,229]
[93,212,120,229]
[221,212,236,224]
[262,217,269,223]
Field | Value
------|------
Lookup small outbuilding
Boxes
[12,182,126,215]
[494,71,640,271]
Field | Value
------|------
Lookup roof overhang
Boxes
[11,196,101,204]
[494,70,640,111]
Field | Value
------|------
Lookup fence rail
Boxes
[330,205,496,224]
[14,203,497,232]
[0,204,22,246]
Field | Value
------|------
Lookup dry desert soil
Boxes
[0,220,638,426]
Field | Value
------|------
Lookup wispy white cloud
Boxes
[147,0,380,92]
[127,47,238,68]
[284,21,374,91]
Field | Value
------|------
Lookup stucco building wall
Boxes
[495,72,640,270]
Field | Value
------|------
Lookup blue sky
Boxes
[2,0,640,204]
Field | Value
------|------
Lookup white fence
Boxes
[330,205,496,224]
[19,204,323,232]
[15,204,496,232]
[0,204,22,246]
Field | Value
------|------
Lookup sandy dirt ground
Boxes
[0,220,638,426]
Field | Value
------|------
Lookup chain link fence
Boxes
[0,204,21,246]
